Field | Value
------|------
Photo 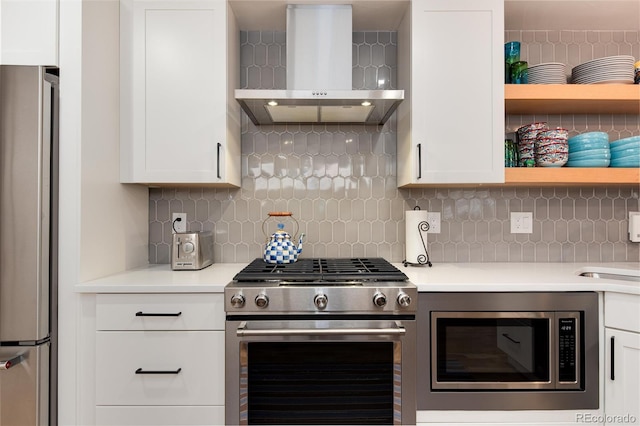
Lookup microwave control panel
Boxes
[558,317,577,383]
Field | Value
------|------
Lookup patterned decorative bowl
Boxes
[536,152,568,167]
[517,122,549,141]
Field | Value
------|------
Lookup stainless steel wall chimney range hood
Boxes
[235,4,404,125]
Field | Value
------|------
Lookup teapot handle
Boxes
[262,212,299,241]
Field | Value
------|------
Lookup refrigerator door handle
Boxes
[0,353,25,370]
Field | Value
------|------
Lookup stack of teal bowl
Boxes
[609,136,640,168]
[567,132,610,167]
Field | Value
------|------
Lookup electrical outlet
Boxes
[511,212,533,234]
[426,212,441,233]
[629,211,640,242]
[172,213,187,233]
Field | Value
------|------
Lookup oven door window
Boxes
[433,314,552,388]
[243,341,399,425]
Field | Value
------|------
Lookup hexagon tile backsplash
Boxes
[148,30,640,264]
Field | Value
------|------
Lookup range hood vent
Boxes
[235,5,403,125]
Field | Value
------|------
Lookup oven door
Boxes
[225,317,416,426]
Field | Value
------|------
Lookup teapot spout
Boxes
[297,233,305,254]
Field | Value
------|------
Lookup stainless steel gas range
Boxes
[224,258,417,426]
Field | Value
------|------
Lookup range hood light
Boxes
[361,101,372,107]
[267,100,278,106]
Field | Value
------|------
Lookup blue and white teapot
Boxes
[262,212,304,264]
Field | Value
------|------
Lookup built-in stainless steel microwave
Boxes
[417,292,599,411]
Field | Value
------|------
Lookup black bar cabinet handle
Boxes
[610,336,615,381]
[417,143,422,179]
[217,142,222,179]
[135,311,182,317]
[135,368,182,375]
[502,333,521,344]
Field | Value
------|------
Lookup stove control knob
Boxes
[255,293,269,309]
[230,294,245,308]
[397,292,412,308]
[373,292,387,307]
[314,294,328,310]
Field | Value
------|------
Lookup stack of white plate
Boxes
[571,55,635,84]
[528,62,567,84]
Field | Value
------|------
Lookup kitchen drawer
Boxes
[96,293,224,331]
[96,406,224,425]
[604,292,640,333]
[96,331,224,405]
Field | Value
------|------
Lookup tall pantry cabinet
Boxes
[120,0,241,186]
[397,0,505,186]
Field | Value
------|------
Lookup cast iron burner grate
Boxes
[233,258,408,282]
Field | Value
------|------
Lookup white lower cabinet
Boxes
[96,406,224,426]
[94,293,225,426]
[96,331,223,406]
[604,293,640,425]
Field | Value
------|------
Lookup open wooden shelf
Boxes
[505,84,640,115]
[505,167,640,186]
[503,84,639,186]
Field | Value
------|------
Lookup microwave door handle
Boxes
[501,333,521,344]
[236,321,406,337]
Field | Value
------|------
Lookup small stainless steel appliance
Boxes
[417,292,599,411]
[171,231,213,270]
[225,258,417,425]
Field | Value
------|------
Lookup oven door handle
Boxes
[236,321,406,337]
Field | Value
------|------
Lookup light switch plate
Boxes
[426,212,441,233]
[511,212,533,234]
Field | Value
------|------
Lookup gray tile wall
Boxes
[148,30,640,264]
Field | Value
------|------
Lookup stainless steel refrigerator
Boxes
[0,65,59,425]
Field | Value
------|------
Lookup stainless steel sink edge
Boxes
[577,267,640,283]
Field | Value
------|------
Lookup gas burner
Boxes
[233,257,408,282]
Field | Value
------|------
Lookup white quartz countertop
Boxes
[76,263,238,293]
[76,261,639,295]
[400,262,639,294]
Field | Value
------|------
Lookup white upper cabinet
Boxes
[397,0,504,186]
[120,0,241,186]
[0,0,58,65]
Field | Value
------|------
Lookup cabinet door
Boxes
[96,406,224,426]
[605,328,640,424]
[96,330,224,406]
[0,0,58,65]
[402,0,504,185]
[120,0,240,185]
